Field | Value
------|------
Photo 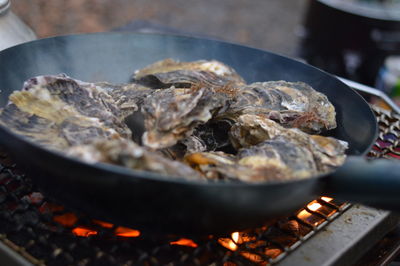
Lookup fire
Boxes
[321,196,333,202]
[218,238,238,251]
[93,220,113,228]
[308,202,322,211]
[218,232,240,251]
[232,232,240,243]
[53,213,78,227]
[115,226,141,237]
[72,227,98,237]
[170,238,198,248]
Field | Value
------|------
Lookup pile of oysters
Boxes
[0,59,348,183]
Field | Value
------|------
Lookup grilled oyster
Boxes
[224,81,337,133]
[180,119,234,154]
[230,114,348,172]
[0,75,131,150]
[67,138,205,181]
[95,82,153,120]
[133,58,245,88]
[185,136,320,183]
[141,87,228,149]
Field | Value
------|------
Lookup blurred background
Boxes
[10,0,307,57]
[6,0,400,95]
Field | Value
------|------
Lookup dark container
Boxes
[299,0,400,85]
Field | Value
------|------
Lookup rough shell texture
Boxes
[67,139,205,181]
[141,87,228,149]
[95,82,153,120]
[133,58,245,88]
[224,81,337,133]
[0,75,131,150]
[230,114,348,172]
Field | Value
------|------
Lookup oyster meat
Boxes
[0,75,131,150]
[224,81,337,133]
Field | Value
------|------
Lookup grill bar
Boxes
[278,206,399,266]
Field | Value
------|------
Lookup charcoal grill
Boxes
[0,81,400,266]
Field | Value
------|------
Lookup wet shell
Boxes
[95,82,153,120]
[133,58,245,88]
[224,81,337,133]
[67,138,205,181]
[230,114,348,172]
[141,87,228,149]
[0,75,131,150]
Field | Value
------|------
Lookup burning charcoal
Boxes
[133,58,245,88]
[223,81,337,133]
[0,75,131,150]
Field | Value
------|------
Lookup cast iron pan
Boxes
[0,33,398,235]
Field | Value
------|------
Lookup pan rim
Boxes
[0,32,378,187]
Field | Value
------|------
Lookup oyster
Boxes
[224,81,337,133]
[95,82,153,120]
[180,119,234,154]
[67,138,205,181]
[230,114,348,172]
[133,58,245,88]
[185,136,321,183]
[141,87,228,149]
[0,75,131,150]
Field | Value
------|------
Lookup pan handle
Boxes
[324,156,400,211]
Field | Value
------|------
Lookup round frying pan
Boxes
[0,33,398,235]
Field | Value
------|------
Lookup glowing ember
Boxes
[92,220,114,228]
[170,238,198,248]
[53,213,78,227]
[218,238,238,251]
[231,232,240,243]
[321,196,333,202]
[297,209,312,220]
[240,251,266,264]
[72,227,98,237]
[265,248,282,258]
[308,202,322,211]
[115,226,140,237]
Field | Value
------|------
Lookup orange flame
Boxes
[115,226,141,237]
[53,213,78,227]
[308,202,322,211]
[72,227,98,237]
[170,238,198,248]
[321,196,333,202]
[92,220,114,229]
[218,232,240,251]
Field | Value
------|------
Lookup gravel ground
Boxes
[11,0,308,57]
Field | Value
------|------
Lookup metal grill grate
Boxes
[0,105,397,266]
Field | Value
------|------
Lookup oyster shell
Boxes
[133,58,245,88]
[141,87,228,149]
[95,82,153,120]
[67,138,205,181]
[0,75,131,150]
[180,119,234,154]
[185,136,320,183]
[224,81,337,133]
[230,114,348,172]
